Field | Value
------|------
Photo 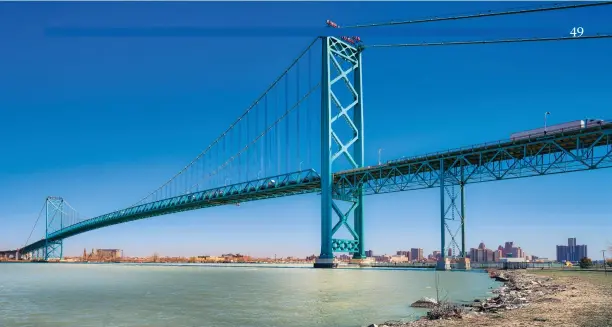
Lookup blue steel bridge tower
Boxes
[315,36,366,268]
[28,196,64,261]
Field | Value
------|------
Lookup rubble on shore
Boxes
[369,269,570,327]
[468,270,567,313]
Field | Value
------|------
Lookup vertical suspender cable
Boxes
[307,48,311,169]
[297,58,300,172]
[277,82,280,176]
[239,121,241,183]
[259,100,268,177]
[246,113,249,181]
[265,94,268,177]
[255,103,259,178]
[285,71,289,172]
[229,124,232,182]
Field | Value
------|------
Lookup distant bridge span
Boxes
[15,124,612,257]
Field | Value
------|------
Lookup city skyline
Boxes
[1,2,611,259]
[54,236,606,261]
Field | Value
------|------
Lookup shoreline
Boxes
[370,269,612,327]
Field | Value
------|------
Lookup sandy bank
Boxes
[370,269,612,327]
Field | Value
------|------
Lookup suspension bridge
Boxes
[3,3,612,269]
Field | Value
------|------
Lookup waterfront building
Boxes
[469,242,505,263]
[396,250,411,260]
[493,249,502,262]
[556,237,587,262]
[389,255,409,263]
[365,250,374,258]
[95,249,122,260]
[500,241,525,259]
[410,248,423,261]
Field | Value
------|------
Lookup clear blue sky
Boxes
[1,2,611,259]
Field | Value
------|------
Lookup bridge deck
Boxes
[334,124,612,194]
[20,170,321,254]
[16,124,612,253]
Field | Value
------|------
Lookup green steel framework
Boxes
[7,34,612,268]
[37,196,64,261]
[334,125,612,267]
[19,170,321,255]
[316,36,365,268]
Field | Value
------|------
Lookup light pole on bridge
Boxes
[544,111,551,133]
[378,148,383,165]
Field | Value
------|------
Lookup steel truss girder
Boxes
[21,170,321,254]
[320,36,365,259]
[334,128,612,195]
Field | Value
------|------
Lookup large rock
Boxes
[410,297,438,308]
[494,275,509,282]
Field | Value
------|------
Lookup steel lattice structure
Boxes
[315,37,366,267]
[29,197,65,261]
[334,125,612,265]
[19,170,320,254]
[8,36,612,270]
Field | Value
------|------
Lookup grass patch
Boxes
[529,270,612,289]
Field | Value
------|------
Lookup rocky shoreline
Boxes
[367,269,599,327]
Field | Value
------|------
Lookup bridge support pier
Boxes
[437,160,468,270]
[315,37,365,268]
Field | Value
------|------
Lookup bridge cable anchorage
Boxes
[131,37,320,206]
[341,2,612,28]
[365,34,612,48]
[185,83,321,193]
[22,201,46,252]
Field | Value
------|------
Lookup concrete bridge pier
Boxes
[436,258,451,270]
[456,257,471,270]
[314,258,338,268]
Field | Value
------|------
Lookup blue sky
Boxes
[1,1,611,259]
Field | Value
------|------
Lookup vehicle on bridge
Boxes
[510,118,607,141]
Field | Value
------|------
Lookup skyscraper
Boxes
[411,248,423,261]
[556,238,587,262]
[556,245,568,262]
[576,244,587,261]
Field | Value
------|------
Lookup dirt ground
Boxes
[376,269,612,327]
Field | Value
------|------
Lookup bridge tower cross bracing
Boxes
[437,159,468,270]
[315,36,365,268]
[43,196,64,261]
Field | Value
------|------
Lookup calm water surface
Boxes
[0,263,498,327]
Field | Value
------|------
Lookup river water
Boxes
[0,263,498,327]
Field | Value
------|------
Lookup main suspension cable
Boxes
[132,37,320,206]
[186,83,321,193]
[342,2,612,28]
[366,34,612,48]
[23,201,46,250]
